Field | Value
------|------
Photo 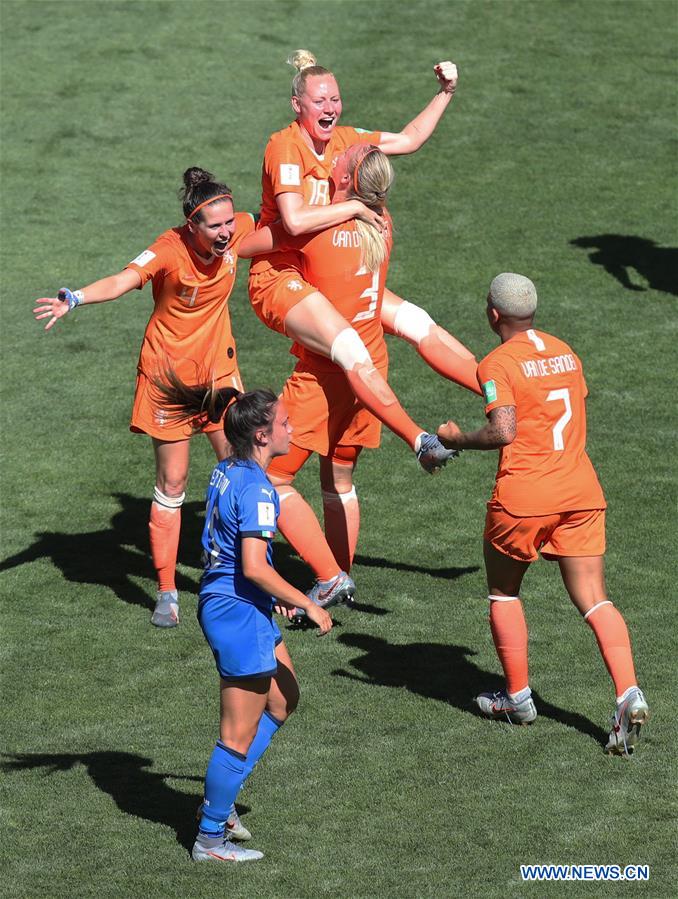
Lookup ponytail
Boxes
[152,367,277,460]
[348,148,395,272]
[180,166,232,222]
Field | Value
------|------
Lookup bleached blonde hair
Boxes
[347,149,394,272]
[489,273,538,317]
[287,49,334,98]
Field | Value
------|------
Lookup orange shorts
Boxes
[484,500,606,562]
[249,264,317,335]
[268,442,362,481]
[130,369,243,441]
[280,359,385,457]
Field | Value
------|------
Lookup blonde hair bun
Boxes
[287,49,317,72]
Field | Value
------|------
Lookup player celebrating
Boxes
[240,144,460,609]
[249,51,479,471]
[437,273,649,755]
[33,168,255,629]
[153,380,332,862]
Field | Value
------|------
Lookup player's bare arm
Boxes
[377,61,458,156]
[33,268,142,331]
[437,405,516,450]
[276,191,385,236]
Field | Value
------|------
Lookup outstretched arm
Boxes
[33,268,142,331]
[377,61,458,156]
[438,405,516,450]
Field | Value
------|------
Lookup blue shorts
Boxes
[198,593,282,680]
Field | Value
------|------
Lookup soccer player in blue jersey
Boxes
[155,374,333,863]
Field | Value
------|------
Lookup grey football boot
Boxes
[151,590,179,627]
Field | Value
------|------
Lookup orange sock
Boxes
[584,601,637,697]
[343,366,422,448]
[276,487,341,581]
[322,487,360,573]
[489,596,529,694]
[419,329,482,396]
[149,492,183,593]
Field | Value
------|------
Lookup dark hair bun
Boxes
[183,167,215,188]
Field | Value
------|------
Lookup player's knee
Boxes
[330,327,371,370]
[392,300,435,345]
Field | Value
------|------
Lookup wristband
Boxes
[58,287,84,311]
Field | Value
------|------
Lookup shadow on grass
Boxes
[333,634,609,747]
[0,493,204,611]
[570,234,678,296]
[353,554,480,581]
[0,750,221,853]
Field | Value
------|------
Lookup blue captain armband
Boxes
[57,287,84,311]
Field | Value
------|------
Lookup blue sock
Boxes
[199,741,246,836]
[241,710,283,784]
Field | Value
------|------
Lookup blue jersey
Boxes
[199,458,280,611]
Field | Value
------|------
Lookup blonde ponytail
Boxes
[349,150,395,272]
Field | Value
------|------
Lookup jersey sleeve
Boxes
[478,355,516,415]
[238,483,278,539]
[125,234,176,289]
[352,127,382,145]
[264,136,305,198]
[229,211,256,252]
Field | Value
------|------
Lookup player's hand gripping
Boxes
[354,203,387,234]
[434,61,458,95]
[437,419,463,449]
[33,288,82,331]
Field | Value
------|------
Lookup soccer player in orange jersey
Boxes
[437,273,649,755]
[250,50,480,462]
[33,168,255,629]
[241,145,458,610]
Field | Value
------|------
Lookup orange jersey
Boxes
[274,212,393,372]
[478,329,606,516]
[126,214,254,383]
[252,121,381,275]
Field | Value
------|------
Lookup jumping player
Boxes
[437,273,649,755]
[33,168,254,629]
[153,378,332,862]
[249,51,479,473]
[240,144,460,608]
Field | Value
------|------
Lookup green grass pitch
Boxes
[1,1,676,896]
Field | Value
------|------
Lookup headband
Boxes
[188,193,232,221]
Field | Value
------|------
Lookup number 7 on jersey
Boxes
[546,387,572,451]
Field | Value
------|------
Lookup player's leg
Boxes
[319,448,360,574]
[475,538,536,722]
[241,640,299,785]
[194,597,275,861]
[149,438,189,627]
[284,294,452,472]
[381,289,482,396]
[557,552,648,754]
[193,678,268,862]
[268,443,343,582]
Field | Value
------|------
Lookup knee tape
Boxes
[330,328,371,370]
[392,301,435,344]
[152,486,185,510]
